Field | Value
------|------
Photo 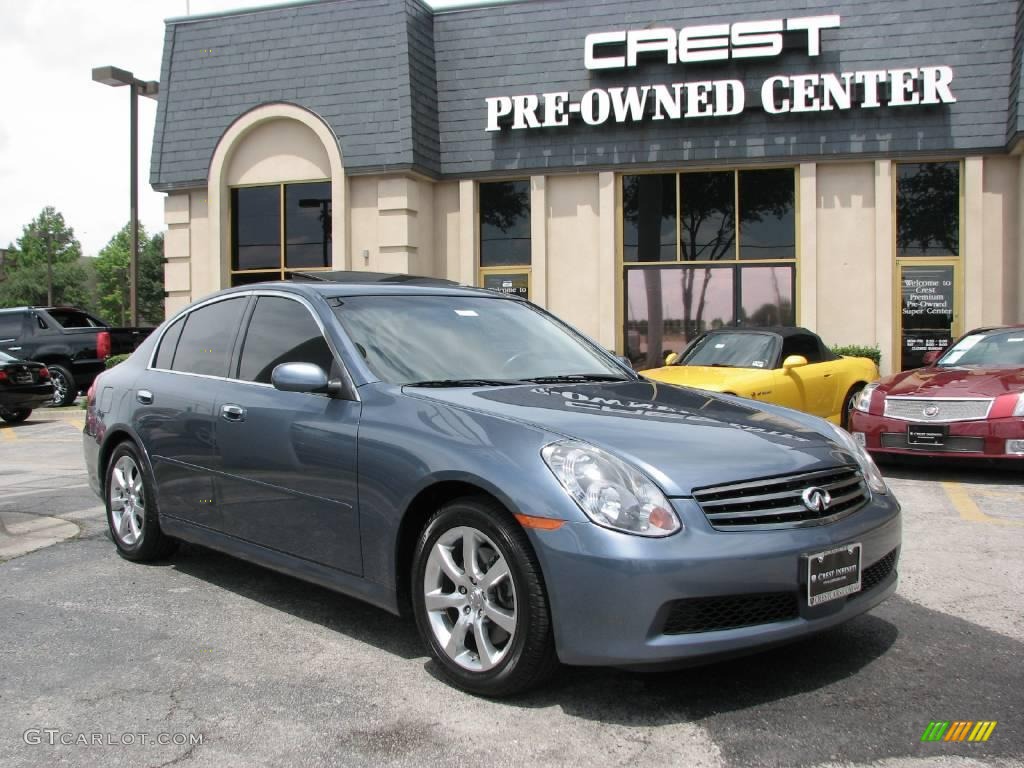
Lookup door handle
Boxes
[221,404,246,422]
[136,390,153,405]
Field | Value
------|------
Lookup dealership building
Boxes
[151,0,1024,374]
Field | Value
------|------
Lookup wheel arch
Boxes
[393,477,526,617]
[97,425,153,496]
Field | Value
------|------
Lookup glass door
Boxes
[896,260,960,371]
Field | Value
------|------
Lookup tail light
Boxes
[38,367,50,380]
[87,378,99,409]
[0,371,7,383]
[97,330,111,360]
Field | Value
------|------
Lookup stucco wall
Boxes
[545,174,602,343]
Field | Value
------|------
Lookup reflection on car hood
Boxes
[880,366,1024,398]
[639,365,771,391]
[407,380,854,496]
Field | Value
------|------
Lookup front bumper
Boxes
[849,411,1024,459]
[528,493,901,667]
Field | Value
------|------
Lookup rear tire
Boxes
[841,384,865,430]
[47,365,77,407]
[411,496,558,697]
[0,408,31,424]
[105,441,177,562]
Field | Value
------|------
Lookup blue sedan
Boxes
[83,275,900,696]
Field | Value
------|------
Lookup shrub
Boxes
[105,353,131,369]
[831,344,881,366]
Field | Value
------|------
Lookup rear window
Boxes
[170,298,247,377]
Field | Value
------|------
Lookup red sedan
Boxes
[849,325,1024,460]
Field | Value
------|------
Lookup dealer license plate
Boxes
[907,424,947,447]
[807,543,862,606]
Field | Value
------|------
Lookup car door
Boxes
[133,296,249,530]
[213,293,362,575]
[773,333,839,418]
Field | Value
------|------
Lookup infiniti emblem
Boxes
[923,405,940,417]
[801,487,832,513]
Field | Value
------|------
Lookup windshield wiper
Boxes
[521,373,631,384]
[404,378,517,388]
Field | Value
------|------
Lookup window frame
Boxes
[147,290,357,400]
[477,178,532,288]
[229,179,334,284]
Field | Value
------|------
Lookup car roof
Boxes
[212,272,517,300]
[701,326,817,339]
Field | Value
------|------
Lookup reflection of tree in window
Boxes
[897,163,959,256]
[480,181,531,266]
[738,169,795,260]
[680,172,735,261]
[623,175,675,262]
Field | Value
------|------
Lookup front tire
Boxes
[841,384,865,430]
[105,442,177,562]
[47,365,77,407]
[0,408,31,424]
[412,497,558,697]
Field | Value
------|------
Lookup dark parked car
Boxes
[0,306,152,406]
[84,277,901,696]
[0,350,53,423]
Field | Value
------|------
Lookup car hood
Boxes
[639,365,770,391]
[879,366,1024,398]
[405,381,855,496]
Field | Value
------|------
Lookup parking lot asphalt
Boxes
[1,410,1022,768]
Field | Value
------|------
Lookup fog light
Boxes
[852,432,866,447]
[1005,439,1024,456]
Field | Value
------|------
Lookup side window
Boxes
[153,316,186,370]
[0,313,22,339]
[171,298,247,377]
[782,335,823,363]
[238,296,335,384]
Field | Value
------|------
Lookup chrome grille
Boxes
[883,397,991,422]
[693,466,869,531]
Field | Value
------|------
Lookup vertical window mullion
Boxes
[279,183,286,279]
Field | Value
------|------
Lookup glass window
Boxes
[238,297,334,384]
[623,175,676,262]
[171,298,247,377]
[738,169,795,260]
[739,266,794,327]
[780,333,826,363]
[0,313,22,339]
[332,296,624,385]
[896,162,960,257]
[482,272,529,299]
[480,181,531,267]
[154,315,186,370]
[625,267,734,369]
[681,332,778,368]
[232,187,280,271]
[285,182,331,269]
[680,172,734,261]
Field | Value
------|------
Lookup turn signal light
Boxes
[97,330,111,360]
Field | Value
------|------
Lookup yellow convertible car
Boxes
[640,327,879,428]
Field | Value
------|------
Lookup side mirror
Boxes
[665,352,680,366]
[271,362,341,396]
[782,354,809,370]
[922,350,943,365]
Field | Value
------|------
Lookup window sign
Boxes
[900,265,955,370]
[483,272,529,300]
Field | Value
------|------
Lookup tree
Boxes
[0,207,89,308]
[94,223,166,326]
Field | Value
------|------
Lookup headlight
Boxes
[1014,394,1024,417]
[541,440,681,537]
[853,382,880,413]
[826,422,888,495]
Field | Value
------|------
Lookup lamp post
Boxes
[91,66,158,326]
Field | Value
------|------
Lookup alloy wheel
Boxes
[109,455,146,546]
[50,372,68,405]
[423,525,518,672]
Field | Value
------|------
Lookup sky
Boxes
[0,0,503,257]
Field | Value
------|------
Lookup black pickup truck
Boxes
[0,306,153,406]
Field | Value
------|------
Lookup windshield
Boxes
[679,333,777,369]
[331,295,629,385]
[937,329,1024,367]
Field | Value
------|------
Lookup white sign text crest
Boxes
[484,14,956,132]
